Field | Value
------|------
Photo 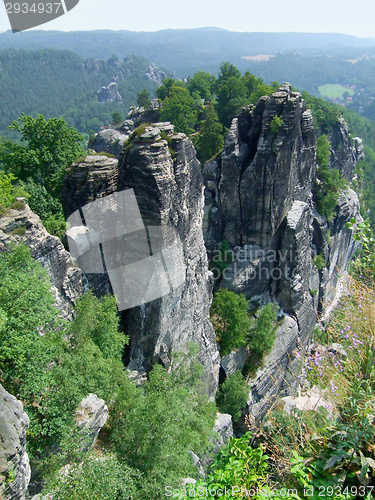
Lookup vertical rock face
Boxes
[208,84,316,250]
[0,384,30,500]
[62,124,220,397]
[203,84,362,419]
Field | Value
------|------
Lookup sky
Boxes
[0,0,375,38]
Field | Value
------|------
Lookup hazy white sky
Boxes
[1,0,375,38]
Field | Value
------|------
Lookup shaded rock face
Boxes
[90,129,129,159]
[0,203,87,318]
[203,84,362,419]
[0,384,30,500]
[62,124,220,397]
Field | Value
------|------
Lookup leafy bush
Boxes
[216,370,248,421]
[110,344,216,499]
[270,115,283,133]
[210,288,251,355]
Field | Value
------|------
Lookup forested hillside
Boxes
[0,28,374,77]
[0,49,159,138]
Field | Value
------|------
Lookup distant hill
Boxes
[0,48,159,138]
[0,28,374,77]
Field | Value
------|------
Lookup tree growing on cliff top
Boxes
[0,113,84,197]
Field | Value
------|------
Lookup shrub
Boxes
[216,370,248,421]
[313,254,326,270]
[210,288,251,355]
[270,115,283,133]
[245,303,278,375]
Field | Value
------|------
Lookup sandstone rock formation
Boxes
[202,84,362,420]
[0,201,87,318]
[62,124,220,397]
[0,384,30,500]
[97,82,122,103]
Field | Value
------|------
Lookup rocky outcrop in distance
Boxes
[97,82,122,104]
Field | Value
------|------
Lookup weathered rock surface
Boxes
[62,124,220,397]
[0,203,86,318]
[90,129,128,158]
[0,384,30,500]
[203,84,362,419]
[75,394,108,451]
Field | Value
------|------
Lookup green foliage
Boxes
[313,254,326,270]
[46,449,138,500]
[216,75,248,128]
[111,111,123,124]
[313,134,347,221]
[210,289,251,356]
[187,71,216,101]
[210,240,233,278]
[0,172,29,211]
[346,219,375,283]
[194,101,224,165]
[247,303,278,366]
[174,433,301,499]
[0,113,84,196]
[0,244,59,389]
[137,88,151,109]
[159,84,197,134]
[302,92,342,133]
[110,344,216,498]
[270,115,283,133]
[216,371,248,421]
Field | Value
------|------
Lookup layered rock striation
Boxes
[203,84,362,419]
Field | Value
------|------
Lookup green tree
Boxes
[210,288,252,355]
[216,76,248,128]
[159,84,197,134]
[216,370,248,421]
[110,345,216,498]
[156,78,185,101]
[112,111,123,124]
[137,88,151,109]
[194,102,224,164]
[0,113,84,196]
[216,61,241,90]
[187,71,216,101]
